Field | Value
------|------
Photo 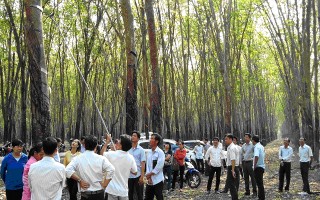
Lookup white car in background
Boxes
[184,140,205,167]
[138,139,198,166]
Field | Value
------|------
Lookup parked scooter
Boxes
[166,157,201,189]
[184,157,201,188]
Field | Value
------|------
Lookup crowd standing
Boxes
[0,132,315,200]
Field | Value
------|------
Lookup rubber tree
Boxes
[25,0,51,142]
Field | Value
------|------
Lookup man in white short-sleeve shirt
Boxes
[205,137,224,194]
[223,134,238,200]
[29,137,66,200]
[298,137,313,194]
[66,135,115,200]
[101,134,137,200]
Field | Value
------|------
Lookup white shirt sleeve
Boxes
[308,146,313,157]
[65,156,78,178]
[102,157,115,180]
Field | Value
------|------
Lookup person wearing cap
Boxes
[0,139,28,200]
[298,137,313,194]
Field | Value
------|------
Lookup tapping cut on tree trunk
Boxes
[120,0,138,135]
[25,0,51,142]
[146,0,162,135]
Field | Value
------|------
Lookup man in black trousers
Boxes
[242,133,257,196]
[298,137,313,194]
[252,135,265,200]
[224,134,238,200]
[278,138,293,192]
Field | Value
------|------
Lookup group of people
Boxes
[201,134,314,200]
[0,131,315,200]
[0,132,167,200]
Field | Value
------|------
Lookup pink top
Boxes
[22,156,37,200]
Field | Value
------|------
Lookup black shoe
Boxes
[244,192,250,196]
[307,191,313,194]
[220,190,228,193]
[215,190,220,194]
[252,192,257,197]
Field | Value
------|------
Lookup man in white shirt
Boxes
[66,135,115,200]
[298,137,313,194]
[205,137,224,194]
[233,136,241,191]
[193,142,204,173]
[278,138,293,192]
[223,134,238,200]
[29,137,66,200]
[101,134,138,200]
[145,133,165,200]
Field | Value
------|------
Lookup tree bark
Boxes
[25,0,51,142]
[146,0,162,134]
[120,0,138,135]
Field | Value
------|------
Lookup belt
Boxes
[227,165,239,168]
[81,189,104,195]
[243,160,252,163]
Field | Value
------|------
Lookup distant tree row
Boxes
[0,0,319,161]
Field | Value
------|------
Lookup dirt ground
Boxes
[0,140,319,200]
[166,140,320,200]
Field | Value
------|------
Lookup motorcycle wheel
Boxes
[187,172,201,188]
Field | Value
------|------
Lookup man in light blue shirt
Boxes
[193,142,204,173]
[298,137,313,194]
[252,135,265,200]
[128,131,146,200]
[278,138,293,192]
[145,133,165,200]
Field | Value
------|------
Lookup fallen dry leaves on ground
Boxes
[0,139,319,200]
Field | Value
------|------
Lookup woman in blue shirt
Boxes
[0,139,28,200]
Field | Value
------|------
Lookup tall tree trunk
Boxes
[156,3,170,138]
[120,0,138,135]
[4,0,28,143]
[146,0,162,134]
[168,0,179,139]
[312,0,319,162]
[300,0,313,145]
[25,0,51,142]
